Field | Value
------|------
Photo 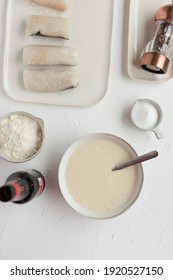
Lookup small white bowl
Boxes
[58,133,144,219]
[131,99,164,139]
[0,111,44,162]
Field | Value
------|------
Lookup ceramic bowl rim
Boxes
[131,98,163,131]
[58,133,144,219]
[0,111,44,163]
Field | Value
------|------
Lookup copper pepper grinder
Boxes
[140,3,173,74]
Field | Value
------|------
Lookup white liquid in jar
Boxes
[65,138,139,213]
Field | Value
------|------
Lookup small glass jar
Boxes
[140,5,173,74]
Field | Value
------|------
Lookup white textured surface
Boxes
[0,0,173,260]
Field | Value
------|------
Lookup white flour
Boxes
[0,114,43,161]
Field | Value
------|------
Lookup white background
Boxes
[0,0,173,260]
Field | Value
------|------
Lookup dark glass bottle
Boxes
[0,169,45,204]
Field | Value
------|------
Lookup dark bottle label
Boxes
[28,169,45,197]
[6,180,29,202]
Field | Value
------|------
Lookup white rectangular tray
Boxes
[3,0,114,106]
[127,0,173,82]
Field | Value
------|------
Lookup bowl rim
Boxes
[58,133,144,219]
[0,111,44,163]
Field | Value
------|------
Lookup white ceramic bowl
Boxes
[58,133,144,219]
[0,111,44,162]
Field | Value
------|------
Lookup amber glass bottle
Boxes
[0,169,45,204]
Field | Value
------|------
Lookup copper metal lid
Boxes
[140,52,170,74]
[155,4,173,23]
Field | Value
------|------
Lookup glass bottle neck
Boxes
[0,180,30,202]
[0,170,45,203]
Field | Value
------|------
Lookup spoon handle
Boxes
[112,150,158,171]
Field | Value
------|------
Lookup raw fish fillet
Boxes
[33,0,69,10]
[23,68,79,92]
[25,15,71,39]
[23,45,79,66]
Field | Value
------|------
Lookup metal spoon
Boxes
[112,150,158,171]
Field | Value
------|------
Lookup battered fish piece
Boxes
[33,0,70,10]
[23,68,80,92]
[25,15,71,39]
[23,45,79,66]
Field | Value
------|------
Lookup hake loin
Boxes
[25,15,71,39]
[23,45,79,66]
[23,68,80,92]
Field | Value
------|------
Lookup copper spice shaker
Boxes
[140,4,173,74]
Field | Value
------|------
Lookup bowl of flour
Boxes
[0,111,44,162]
